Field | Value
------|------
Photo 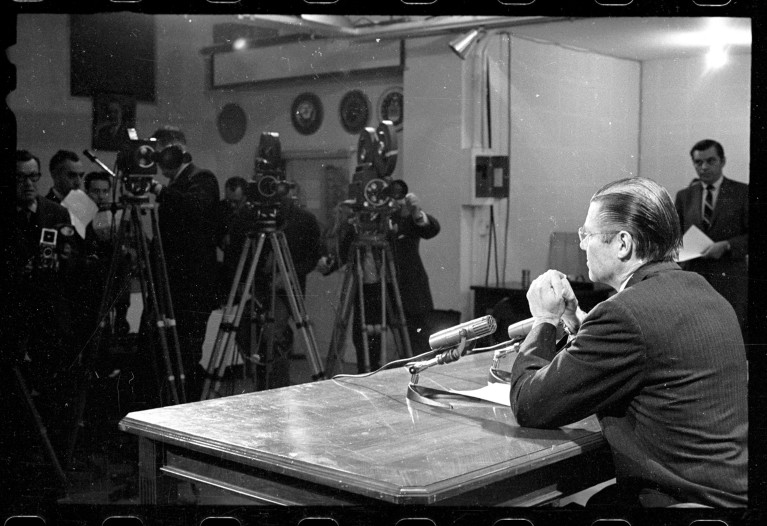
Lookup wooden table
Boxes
[119,351,613,506]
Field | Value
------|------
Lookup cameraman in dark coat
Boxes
[148,126,220,401]
[334,182,441,372]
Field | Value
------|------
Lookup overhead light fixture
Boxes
[706,44,728,69]
[449,28,486,60]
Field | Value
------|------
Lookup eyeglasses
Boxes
[16,171,42,183]
[578,226,618,245]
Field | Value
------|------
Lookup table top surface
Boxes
[119,350,605,503]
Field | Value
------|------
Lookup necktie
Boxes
[702,184,714,230]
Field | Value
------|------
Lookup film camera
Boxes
[348,120,407,211]
[116,128,190,196]
[37,223,80,273]
[241,132,296,231]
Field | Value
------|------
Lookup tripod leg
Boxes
[383,243,412,358]
[65,204,134,467]
[324,260,357,377]
[210,233,269,397]
[148,208,187,403]
[355,245,373,372]
[13,366,69,488]
[378,245,389,365]
[132,211,181,405]
[201,236,254,399]
[271,232,325,381]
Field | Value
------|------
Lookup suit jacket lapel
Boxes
[709,176,730,227]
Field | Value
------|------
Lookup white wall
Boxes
[404,34,641,318]
[639,53,751,196]
[10,14,751,325]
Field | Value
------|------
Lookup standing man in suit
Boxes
[5,150,77,469]
[46,150,84,204]
[148,126,220,401]
[509,177,747,507]
[674,139,748,334]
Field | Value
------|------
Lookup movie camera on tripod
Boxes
[348,121,407,209]
[114,127,192,196]
[241,132,297,231]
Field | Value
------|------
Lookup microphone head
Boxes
[428,315,497,351]
[507,317,535,340]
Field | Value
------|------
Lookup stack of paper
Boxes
[676,225,714,262]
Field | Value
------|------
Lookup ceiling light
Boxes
[706,44,727,69]
[449,28,486,60]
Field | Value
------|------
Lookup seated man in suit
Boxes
[509,177,747,507]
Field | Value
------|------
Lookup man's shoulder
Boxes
[722,177,749,193]
[37,196,71,224]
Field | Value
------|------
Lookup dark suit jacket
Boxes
[156,163,220,308]
[45,188,62,204]
[510,261,748,507]
[674,177,748,328]
[388,212,441,317]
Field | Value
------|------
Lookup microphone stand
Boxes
[405,337,476,409]
[487,340,520,384]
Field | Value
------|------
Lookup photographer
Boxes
[148,126,220,401]
[335,181,441,372]
[4,150,78,466]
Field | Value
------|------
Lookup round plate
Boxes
[378,87,403,130]
[291,92,323,135]
[217,103,248,144]
[339,90,371,134]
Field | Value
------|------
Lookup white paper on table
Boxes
[676,225,714,262]
[448,382,511,406]
[61,189,99,239]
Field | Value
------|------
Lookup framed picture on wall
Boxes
[92,93,136,151]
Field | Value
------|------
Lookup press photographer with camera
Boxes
[4,150,80,472]
[147,125,220,401]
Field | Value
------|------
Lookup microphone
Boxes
[428,315,497,351]
[507,317,535,340]
[83,149,117,178]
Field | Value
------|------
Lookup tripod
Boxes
[201,221,324,399]
[65,194,186,465]
[325,227,412,376]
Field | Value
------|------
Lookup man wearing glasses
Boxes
[45,149,85,204]
[509,178,747,507]
[6,150,74,475]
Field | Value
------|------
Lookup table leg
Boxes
[138,436,158,504]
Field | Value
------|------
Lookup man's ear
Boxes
[616,231,634,260]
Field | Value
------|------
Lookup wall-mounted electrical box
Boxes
[475,155,509,199]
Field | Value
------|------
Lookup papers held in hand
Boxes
[676,225,714,262]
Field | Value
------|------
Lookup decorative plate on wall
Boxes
[216,102,247,144]
[339,90,371,134]
[291,92,323,135]
[378,87,404,130]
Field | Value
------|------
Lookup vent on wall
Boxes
[211,39,403,88]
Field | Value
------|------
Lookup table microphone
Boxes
[428,315,497,351]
